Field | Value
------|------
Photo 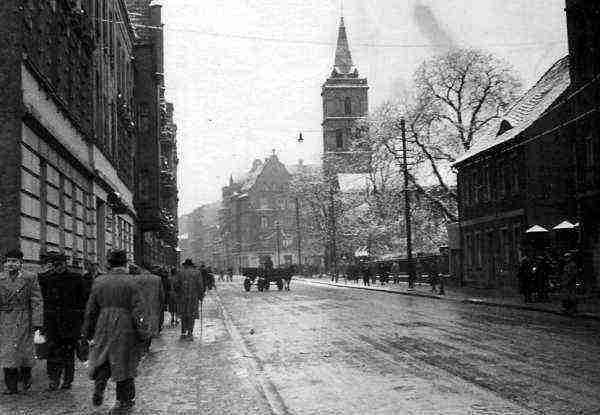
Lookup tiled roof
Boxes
[454,56,571,165]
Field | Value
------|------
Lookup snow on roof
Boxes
[338,173,369,192]
[454,56,571,166]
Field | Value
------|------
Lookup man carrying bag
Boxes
[0,249,43,394]
[38,251,88,391]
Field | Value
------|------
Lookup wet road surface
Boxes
[1,278,599,414]
[218,279,600,415]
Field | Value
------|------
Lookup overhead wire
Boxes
[95,18,564,49]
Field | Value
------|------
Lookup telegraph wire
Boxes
[95,18,564,49]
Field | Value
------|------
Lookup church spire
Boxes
[333,16,355,76]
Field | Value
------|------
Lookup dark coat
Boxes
[0,270,42,368]
[131,271,164,338]
[82,267,147,382]
[38,266,88,340]
[174,266,205,318]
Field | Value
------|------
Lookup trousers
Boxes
[181,314,195,335]
[46,338,76,385]
[94,361,135,403]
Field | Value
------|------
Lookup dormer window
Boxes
[344,97,352,115]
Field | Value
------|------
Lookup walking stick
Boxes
[199,299,203,341]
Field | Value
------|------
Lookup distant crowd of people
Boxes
[0,248,219,414]
[517,250,581,313]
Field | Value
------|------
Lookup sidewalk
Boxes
[296,275,600,321]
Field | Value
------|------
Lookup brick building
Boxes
[0,0,137,269]
[219,154,322,270]
[126,0,179,268]
[0,0,178,270]
[453,1,600,289]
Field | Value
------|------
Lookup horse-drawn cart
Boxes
[242,266,293,291]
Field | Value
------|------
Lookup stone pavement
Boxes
[0,292,274,415]
[296,275,600,320]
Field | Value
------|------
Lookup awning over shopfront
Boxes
[525,225,549,233]
[553,220,576,230]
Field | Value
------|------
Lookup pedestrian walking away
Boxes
[175,259,206,341]
[82,250,150,414]
[38,251,89,391]
[0,249,43,395]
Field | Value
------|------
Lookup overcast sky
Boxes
[160,0,568,215]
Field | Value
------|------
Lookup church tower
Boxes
[322,16,369,175]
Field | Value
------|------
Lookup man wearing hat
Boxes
[83,250,148,414]
[0,249,42,394]
[38,251,88,390]
[174,259,205,340]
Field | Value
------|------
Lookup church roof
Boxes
[332,17,357,77]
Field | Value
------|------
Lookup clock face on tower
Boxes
[322,17,370,175]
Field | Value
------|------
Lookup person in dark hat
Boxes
[0,249,42,394]
[174,259,205,340]
[83,250,148,414]
[38,251,88,391]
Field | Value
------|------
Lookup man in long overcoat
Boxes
[130,264,164,353]
[174,259,205,340]
[38,252,88,390]
[82,250,148,414]
[0,249,42,394]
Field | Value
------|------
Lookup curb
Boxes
[296,278,600,322]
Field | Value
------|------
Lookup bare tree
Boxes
[358,48,522,222]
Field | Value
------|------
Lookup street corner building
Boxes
[452,0,600,290]
[216,154,323,271]
[0,0,179,270]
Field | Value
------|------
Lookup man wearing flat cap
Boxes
[174,259,205,340]
[38,251,88,391]
[0,249,42,394]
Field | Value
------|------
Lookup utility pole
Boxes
[329,179,338,282]
[295,197,302,274]
[401,118,416,288]
[275,220,281,267]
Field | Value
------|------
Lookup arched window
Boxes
[335,130,344,150]
[344,97,352,115]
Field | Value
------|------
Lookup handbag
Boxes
[76,338,89,362]
[33,330,49,360]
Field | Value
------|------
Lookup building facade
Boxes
[0,0,137,269]
[0,0,178,270]
[219,154,322,270]
[454,1,600,289]
[127,0,179,268]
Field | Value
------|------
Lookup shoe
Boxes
[92,383,105,406]
[20,367,32,391]
[109,400,135,414]
[60,382,72,390]
[3,368,18,394]
[47,381,59,391]
[179,334,187,340]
